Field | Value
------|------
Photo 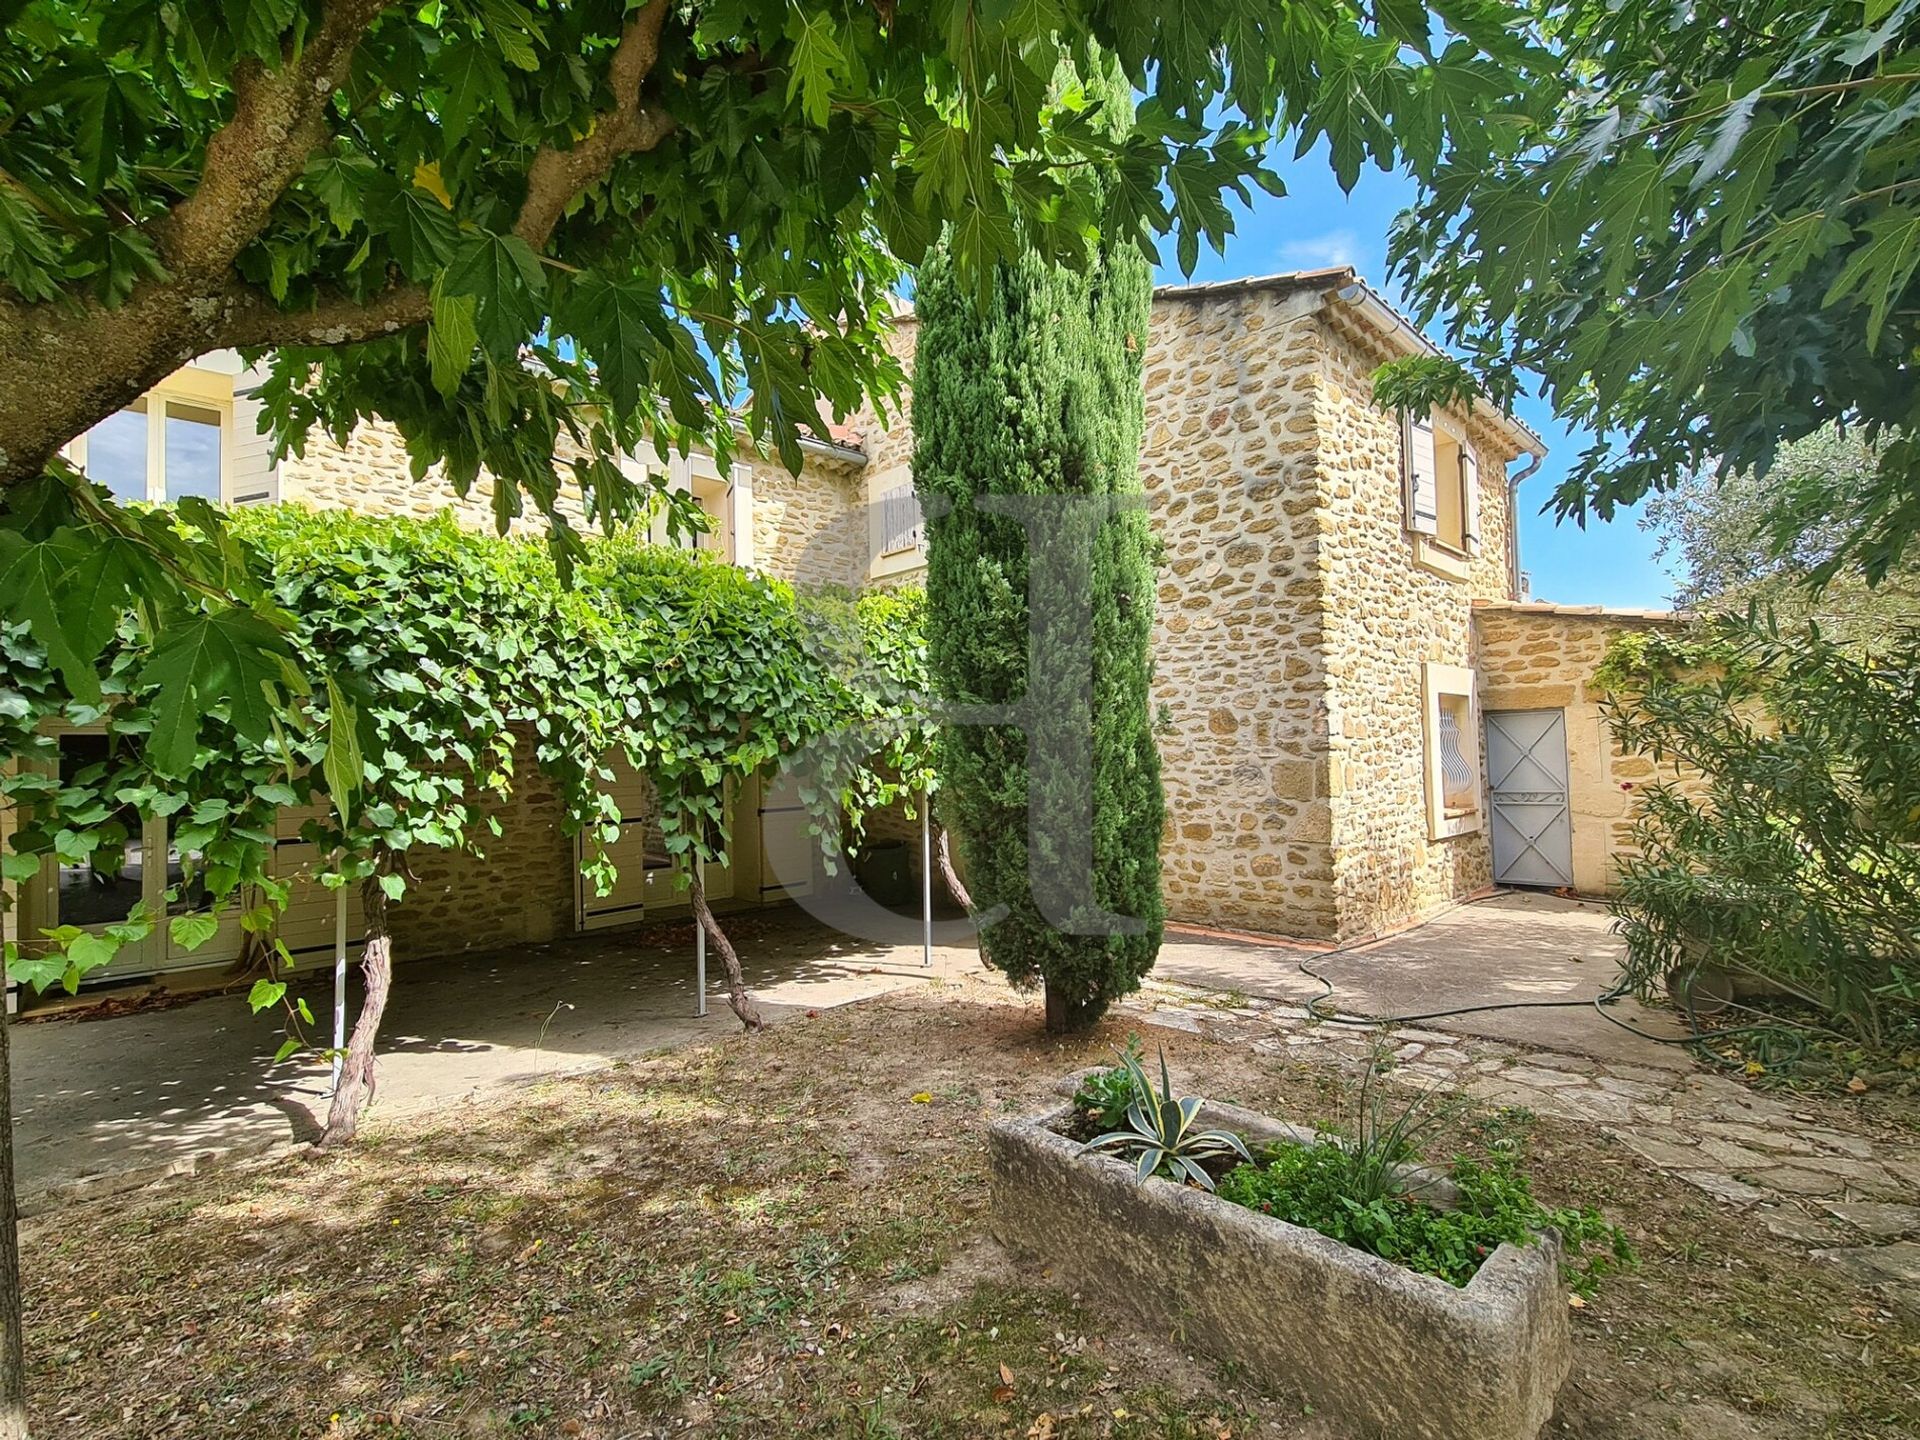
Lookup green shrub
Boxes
[1218,1147,1632,1293]
[1598,615,1920,1047]
[1070,1036,1144,1132]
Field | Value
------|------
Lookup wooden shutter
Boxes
[883,482,923,553]
[1460,449,1481,556]
[1403,412,1439,536]
[228,364,280,505]
[727,462,754,568]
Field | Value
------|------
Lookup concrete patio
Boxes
[11,903,986,1211]
[12,889,1687,1209]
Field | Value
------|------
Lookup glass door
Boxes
[29,733,246,983]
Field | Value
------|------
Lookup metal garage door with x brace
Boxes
[1485,709,1574,888]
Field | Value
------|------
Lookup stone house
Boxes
[4,267,1678,993]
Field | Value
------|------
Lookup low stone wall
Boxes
[990,1100,1570,1440]
[1473,602,1686,895]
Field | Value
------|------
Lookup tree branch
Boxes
[513,0,677,248]
[155,0,397,281]
[221,277,430,349]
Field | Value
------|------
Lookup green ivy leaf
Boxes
[323,676,364,827]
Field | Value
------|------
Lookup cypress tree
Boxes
[913,64,1163,1033]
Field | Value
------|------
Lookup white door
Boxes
[34,732,249,982]
[1485,710,1574,888]
[756,768,814,900]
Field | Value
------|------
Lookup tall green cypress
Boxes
[913,64,1163,1033]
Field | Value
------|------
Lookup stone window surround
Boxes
[1403,409,1481,582]
[1422,661,1484,841]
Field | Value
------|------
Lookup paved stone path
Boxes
[1123,979,1920,1298]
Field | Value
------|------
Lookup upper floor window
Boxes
[1402,412,1481,568]
[74,393,227,505]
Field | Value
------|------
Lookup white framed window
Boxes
[1402,411,1482,575]
[1422,662,1483,840]
[72,388,231,505]
[648,452,750,566]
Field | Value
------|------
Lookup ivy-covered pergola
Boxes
[0,505,937,1146]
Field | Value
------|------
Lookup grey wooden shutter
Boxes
[883,482,923,552]
[1460,449,1481,556]
[1403,412,1439,536]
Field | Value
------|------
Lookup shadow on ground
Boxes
[11,900,988,1204]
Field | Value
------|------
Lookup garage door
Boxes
[1485,709,1574,888]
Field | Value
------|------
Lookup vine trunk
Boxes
[689,868,762,1030]
[320,871,395,1148]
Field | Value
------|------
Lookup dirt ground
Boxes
[23,979,1920,1439]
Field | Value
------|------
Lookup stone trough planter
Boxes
[988,1098,1571,1440]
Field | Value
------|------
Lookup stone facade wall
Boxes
[1472,603,1685,895]
[278,421,595,535]
[845,290,1345,937]
[1140,290,1339,936]
[389,726,577,961]
[280,415,867,591]
[743,452,869,589]
[1312,309,1525,939]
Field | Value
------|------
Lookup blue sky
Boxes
[1156,147,1679,609]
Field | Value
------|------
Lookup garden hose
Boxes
[1286,889,1815,1072]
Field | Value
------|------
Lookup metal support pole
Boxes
[921,795,933,969]
[330,883,347,1094]
[695,918,708,1018]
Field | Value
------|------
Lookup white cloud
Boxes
[1276,229,1362,271]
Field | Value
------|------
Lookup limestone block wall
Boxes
[743,452,870,589]
[1142,289,1338,936]
[279,420,595,535]
[280,415,869,591]
[845,290,1342,937]
[389,726,577,962]
[1312,309,1524,939]
[1472,602,1685,895]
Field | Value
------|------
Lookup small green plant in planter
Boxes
[1071,1034,1145,1132]
[1079,1046,1251,1189]
[1218,1048,1634,1293]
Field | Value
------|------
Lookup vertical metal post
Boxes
[921,795,933,968]
[330,883,347,1094]
[695,918,707,1018]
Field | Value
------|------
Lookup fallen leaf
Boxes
[911,1091,933,1104]
[1848,1074,1870,1093]
[1568,1293,1588,1309]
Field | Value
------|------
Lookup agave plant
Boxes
[1079,1047,1251,1190]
